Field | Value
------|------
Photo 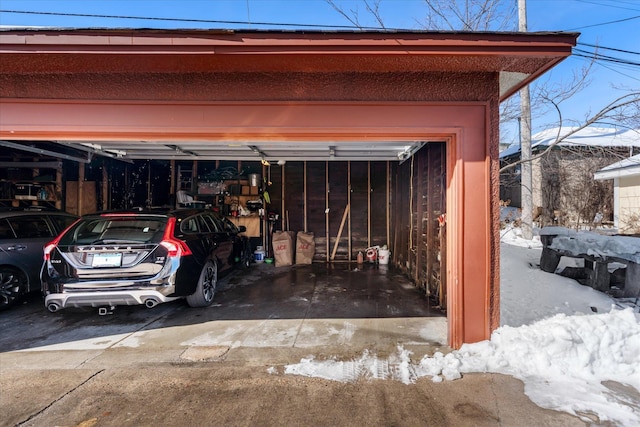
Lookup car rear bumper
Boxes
[45,289,180,312]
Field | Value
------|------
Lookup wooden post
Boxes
[367,161,371,248]
[408,156,414,275]
[147,160,152,207]
[56,163,63,210]
[386,161,390,254]
[392,162,399,264]
[348,161,352,261]
[77,162,84,215]
[304,161,308,232]
[102,163,108,211]
[191,160,198,193]
[169,160,175,205]
[281,163,286,232]
[331,204,350,260]
[325,161,330,261]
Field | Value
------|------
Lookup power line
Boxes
[582,57,640,82]
[0,9,389,30]
[573,46,640,67]
[3,8,640,55]
[577,42,640,56]
[573,52,640,69]
[573,0,640,13]
[574,48,638,64]
[565,13,640,31]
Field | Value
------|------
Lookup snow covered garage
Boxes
[0,29,576,347]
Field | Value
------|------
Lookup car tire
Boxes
[186,259,218,308]
[0,267,28,310]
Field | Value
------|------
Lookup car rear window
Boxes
[60,217,167,245]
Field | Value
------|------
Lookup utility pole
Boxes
[518,0,533,240]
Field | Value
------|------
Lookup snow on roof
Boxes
[594,153,640,180]
[500,126,640,159]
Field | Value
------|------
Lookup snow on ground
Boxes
[283,224,640,425]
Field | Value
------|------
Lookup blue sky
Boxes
[1,0,638,141]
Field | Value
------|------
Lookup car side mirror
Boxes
[237,225,247,233]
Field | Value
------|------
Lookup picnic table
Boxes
[538,227,640,298]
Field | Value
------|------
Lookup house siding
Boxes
[619,175,640,234]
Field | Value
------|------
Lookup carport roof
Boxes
[0,28,577,162]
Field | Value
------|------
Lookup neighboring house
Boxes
[500,127,640,227]
[594,153,640,235]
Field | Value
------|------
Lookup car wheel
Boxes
[186,260,218,308]
[0,267,28,310]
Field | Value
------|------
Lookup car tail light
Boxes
[160,217,192,257]
[43,218,80,261]
[43,241,58,261]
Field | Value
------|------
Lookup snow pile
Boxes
[457,308,640,425]
[283,228,640,424]
[499,233,615,327]
[500,222,543,249]
[284,308,640,425]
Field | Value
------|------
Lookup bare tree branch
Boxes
[364,0,386,28]
[420,0,516,31]
[326,0,385,29]
[500,91,640,173]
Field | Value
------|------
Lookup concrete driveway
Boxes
[1,263,584,426]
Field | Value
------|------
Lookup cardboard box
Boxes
[250,186,259,195]
[241,185,250,195]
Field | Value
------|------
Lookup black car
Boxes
[41,208,252,312]
[0,208,78,309]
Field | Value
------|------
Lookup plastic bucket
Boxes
[254,246,265,263]
[365,247,377,262]
[378,249,390,265]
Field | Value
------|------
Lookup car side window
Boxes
[8,216,54,239]
[202,214,221,232]
[196,215,211,232]
[180,216,200,234]
[0,218,16,239]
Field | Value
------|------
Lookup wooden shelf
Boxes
[1,164,63,210]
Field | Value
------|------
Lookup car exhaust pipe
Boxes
[144,298,159,309]
[47,303,61,313]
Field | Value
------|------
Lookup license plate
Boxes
[92,253,122,267]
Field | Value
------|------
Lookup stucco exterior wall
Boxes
[0,72,495,102]
[619,175,640,234]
